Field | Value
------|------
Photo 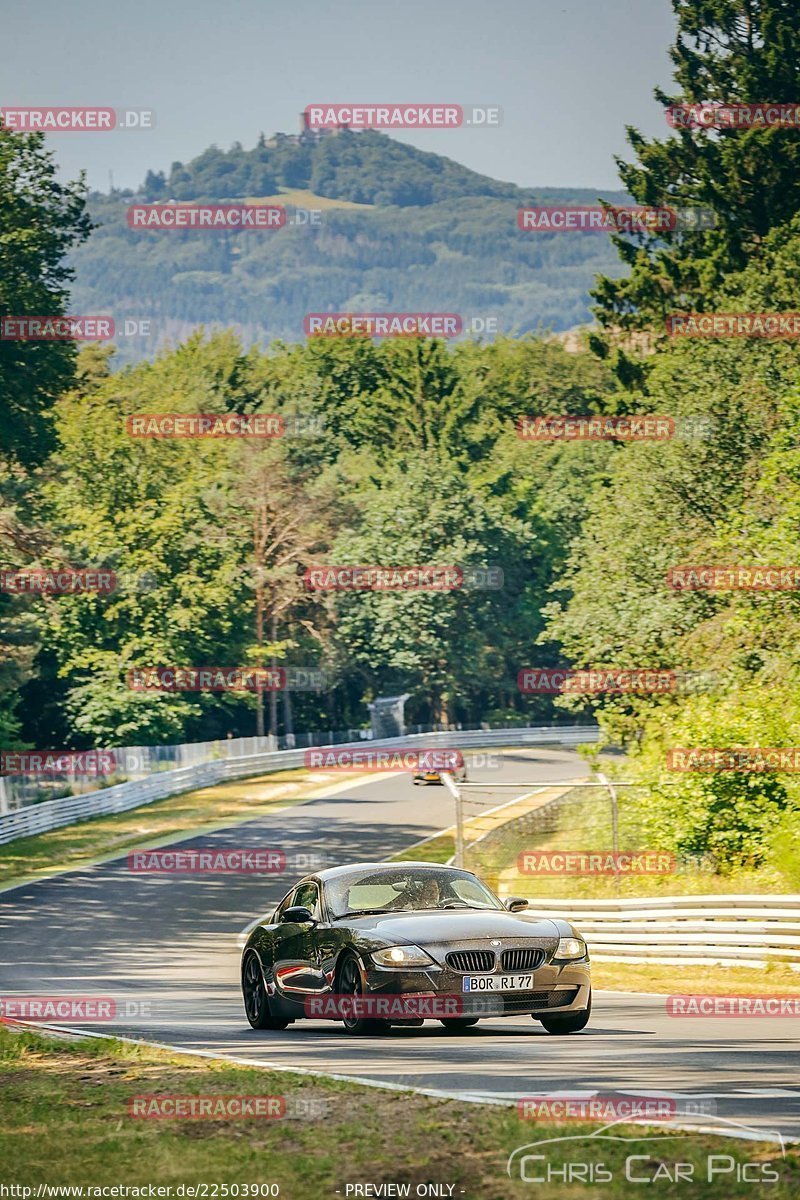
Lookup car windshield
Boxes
[324,867,503,919]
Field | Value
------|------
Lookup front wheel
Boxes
[337,954,389,1035]
[242,951,290,1030]
[440,1018,479,1032]
[538,991,591,1035]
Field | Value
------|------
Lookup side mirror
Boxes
[505,896,529,912]
[281,905,315,924]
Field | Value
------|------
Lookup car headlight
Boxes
[556,936,587,959]
[371,944,435,968]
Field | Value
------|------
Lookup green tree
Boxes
[327,458,540,724]
[547,223,800,869]
[0,121,91,745]
[39,334,337,744]
[592,0,800,350]
[0,122,92,467]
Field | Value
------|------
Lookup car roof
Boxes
[309,861,474,883]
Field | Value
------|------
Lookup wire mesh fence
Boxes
[458,780,719,899]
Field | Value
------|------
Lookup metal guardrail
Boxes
[0,726,382,812]
[0,724,598,845]
[0,722,599,813]
[513,895,800,968]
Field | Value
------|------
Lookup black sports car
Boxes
[240,861,591,1035]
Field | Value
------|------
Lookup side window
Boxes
[294,881,321,919]
[275,888,298,921]
[451,878,495,907]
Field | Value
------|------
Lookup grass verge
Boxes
[392,832,455,863]
[483,783,799,898]
[1,1026,798,1197]
[593,960,800,993]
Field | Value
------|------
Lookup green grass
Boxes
[593,960,800,994]
[392,832,455,863]
[477,783,799,898]
[2,1026,798,1196]
[243,187,375,209]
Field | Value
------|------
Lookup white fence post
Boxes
[441,771,464,868]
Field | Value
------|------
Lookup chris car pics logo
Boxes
[507,1115,785,1184]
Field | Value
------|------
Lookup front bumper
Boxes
[360,956,591,1019]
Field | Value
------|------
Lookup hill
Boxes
[69,129,629,362]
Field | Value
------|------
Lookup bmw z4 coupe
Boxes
[241,862,591,1035]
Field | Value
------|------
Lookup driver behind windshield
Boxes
[386,875,440,911]
[418,877,441,908]
[326,868,503,918]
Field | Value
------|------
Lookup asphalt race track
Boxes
[1,746,799,1143]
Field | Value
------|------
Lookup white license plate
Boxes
[462,973,533,992]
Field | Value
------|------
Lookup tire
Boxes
[242,951,290,1030]
[538,990,591,1035]
[336,953,389,1035]
[440,1018,479,1032]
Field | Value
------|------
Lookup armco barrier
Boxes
[512,895,800,968]
[0,725,598,845]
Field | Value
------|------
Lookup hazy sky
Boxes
[3,0,676,193]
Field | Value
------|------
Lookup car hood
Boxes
[343,908,561,944]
